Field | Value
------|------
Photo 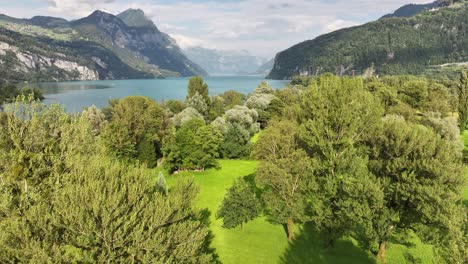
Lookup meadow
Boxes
[157,158,453,264]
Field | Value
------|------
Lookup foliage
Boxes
[137,134,157,168]
[163,119,223,172]
[458,71,468,130]
[255,119,313,241]
[268,3,468,79]
[172,107,204,128]
[82,105,107,135]
[219,124,252,159]
[362,118,466,263]
[216,177,261,229]
[102,96,166,162]
[187,76,210,106]
[188,91,209,116]
[156,171,167,195]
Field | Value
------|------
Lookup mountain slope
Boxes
[71,10,206,77]
[268,1,468,79]
[184,46,267,75]
[0,9,206,82]
[0,27,152,82]
[381,1,440,18]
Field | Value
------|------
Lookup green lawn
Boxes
[158,160,445,264]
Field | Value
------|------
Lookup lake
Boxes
[30,76,290,112]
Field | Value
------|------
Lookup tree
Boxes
[187,76,210,107]
[172,107,204,128]
[102,96,166,161]
[255,120,313,241]
[0,157,215,263]
[137,134,157,168]
[188,91,209,116]
[298,75,384,248]
[216,177,261,229]
[458,71,468,130]
[163,119,223,172]
[219,124,251,159]
[82,105,107,135]
[156,171,167,195]
[361,118,466,262]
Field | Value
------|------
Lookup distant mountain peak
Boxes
[117,8,156,28]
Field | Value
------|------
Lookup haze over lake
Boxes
[32,76,290,112]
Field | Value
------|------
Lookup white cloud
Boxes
[1,0,435,57]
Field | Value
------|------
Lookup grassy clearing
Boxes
[156,160,444,264]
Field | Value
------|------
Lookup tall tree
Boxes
[458,71,468,131]
[298,75,384,248]
[187,76,210,107]
[361,117,466,262]
[102,96,166,161]
[216,177,261,229]
[255,119,313,241]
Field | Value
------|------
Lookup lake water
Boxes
[31,76,290,112]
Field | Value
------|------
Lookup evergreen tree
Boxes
[137,135,157,168]
[216,178,261,229]
[187,76,210,107]
[458,71,468,131]
[156,171,167,195]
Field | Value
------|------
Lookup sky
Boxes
[0,0,432,58]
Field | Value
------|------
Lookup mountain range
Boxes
[183,47,269,76]
[268,0,468,79]
[0,9,206,83]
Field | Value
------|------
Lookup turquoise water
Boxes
[33,76,289,112]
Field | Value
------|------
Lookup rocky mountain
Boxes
[0,9,206,82]
[268,0,468,79]
[183,46,267,76]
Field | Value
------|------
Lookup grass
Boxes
[463,131,468,203]
[157,159,448,264]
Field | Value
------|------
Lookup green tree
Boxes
[187,76,210,106]
[458,71,468,130]
[216,177,261,229]
[163,119,223,172]
[156,171,167,195]
[136,134,157,168]
[361,118,466,262]
[255,119,313,241]
[102,96,166,161]
[0,157,215,263]
[298,75,384,248]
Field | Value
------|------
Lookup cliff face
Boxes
[0,41,98,81]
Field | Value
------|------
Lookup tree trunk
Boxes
[287,218,294,241]
[377,241,386,262]
[241,222,244,230]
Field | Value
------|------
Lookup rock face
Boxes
[0,41,98,81]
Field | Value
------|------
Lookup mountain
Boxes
[0,9,206,82]
[381,1,441,18]
[253,58,275,76]
[183,46,267,76]
[268,0,468,79]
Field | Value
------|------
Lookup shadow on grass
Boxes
[280,222,376,264]
[200,209,221,264]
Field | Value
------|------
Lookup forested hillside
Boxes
[268,1,468,79]
[0,9,206,83]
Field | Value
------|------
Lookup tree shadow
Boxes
[280,222,376,264]
[199,208,221,264]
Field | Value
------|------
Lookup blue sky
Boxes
[0,0,431,58]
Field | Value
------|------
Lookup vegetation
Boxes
[1,73,467,263]
[268,1,468,79]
